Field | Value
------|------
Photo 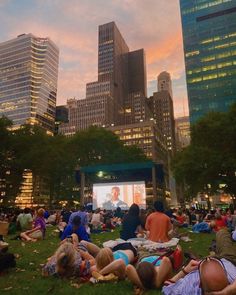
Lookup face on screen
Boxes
[93,182,146,210]
[111,187,120,201]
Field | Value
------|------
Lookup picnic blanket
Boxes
[103,237,179,251]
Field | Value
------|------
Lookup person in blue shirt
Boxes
[68,206,88,227]
[60,216,89,242]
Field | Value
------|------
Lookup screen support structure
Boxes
[80,172,85,206]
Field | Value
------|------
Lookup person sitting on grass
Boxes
[16,208,33,231]
[60,216,89,242]
[20,208,46,242]
[145,201,172,242]
[120,203,143,240]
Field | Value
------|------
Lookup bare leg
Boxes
[20,232,37,242]
[99,259,126,279]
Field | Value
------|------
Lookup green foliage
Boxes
[0,123,147,205]
[69,126,147,166]
[172,103,236,196]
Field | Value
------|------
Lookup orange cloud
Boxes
[1,0,188,117]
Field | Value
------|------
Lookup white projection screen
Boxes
[93,181,146,210]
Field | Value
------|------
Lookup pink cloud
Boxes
[1,0,188,117]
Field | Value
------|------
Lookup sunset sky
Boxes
[0,0,189,118]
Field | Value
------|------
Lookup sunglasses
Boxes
[198,257,229,294]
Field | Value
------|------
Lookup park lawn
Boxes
[0,227,214,295]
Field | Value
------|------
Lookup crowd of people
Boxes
[0,202,236,294]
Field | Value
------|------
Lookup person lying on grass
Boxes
[125,245,183,290]
[20,208,46,242]
[75,239,138,280]
[162,228,236,295]
[42,239,95,278]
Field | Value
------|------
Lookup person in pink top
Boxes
[145,201,172,242]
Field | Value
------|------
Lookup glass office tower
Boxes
[0,33,59,133]
[180,0,236,123]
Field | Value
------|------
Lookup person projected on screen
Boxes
[102,187,128,210]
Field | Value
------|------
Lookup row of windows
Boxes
[182,0,232,15]
[0,41,31,56]
[188,68,236,83]
[200,49,236,62]
[186,40,236,59]
[200,31,236,44]
[187,61,236,75]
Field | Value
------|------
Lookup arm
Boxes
[167,260,200,283]
[155,256,173,288]
[24,225,41,234]
[99,259,126,279]
[126,264,144,289]
[206,279,236,295]
[145,215,150,231]
[60,225,71,241]
[79,250,95,266]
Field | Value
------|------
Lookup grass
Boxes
[0,227,214,294]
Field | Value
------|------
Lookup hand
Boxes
[184,259,200,273]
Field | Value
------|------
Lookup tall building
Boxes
[0,33,59,207]
[108,120,169,199]
[59,22,147,135]
[180,0,236,123]
[175,116,191,151]
[0,33,59,134]
[148,72,176,153]
[158,71,173,97]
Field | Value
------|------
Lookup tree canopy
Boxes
[172,103,236,197]
[0,123,147,205]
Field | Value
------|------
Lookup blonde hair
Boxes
[37,208,45,217]
[95,247,114,271]
[55,242,76,276]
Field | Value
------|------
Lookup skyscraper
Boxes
[180,0,236,123]
[0,33,59,133]
[148,72,176,153]
[158,71,173,98]
[60,22,147,134]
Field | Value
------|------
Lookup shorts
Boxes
[113,250,129,265]
[112,242,137,257]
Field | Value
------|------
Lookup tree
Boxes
[172,103,236,198]
[69,126,147,167]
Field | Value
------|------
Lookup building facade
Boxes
[175,116,191,151]
[0,33,59,207]
[149,90,176,153]
[108,120,169,194]
[158,71,173,97]
[0,33,59,134]
[59,22,147,135]
[180,0,236,123]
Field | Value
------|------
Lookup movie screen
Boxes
[93,181,146,210]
